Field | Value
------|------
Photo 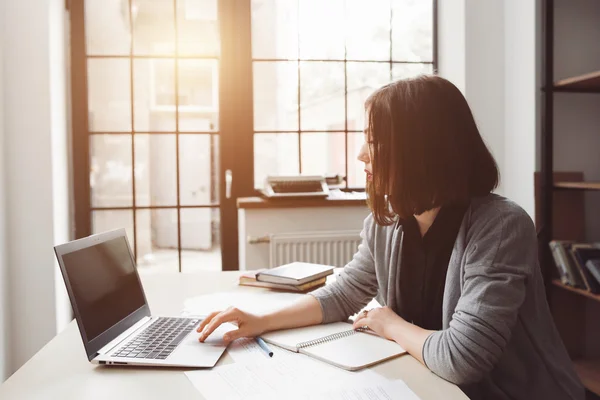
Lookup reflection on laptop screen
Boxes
[61,236,145,341]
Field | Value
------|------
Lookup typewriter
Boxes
[261,175,330,199]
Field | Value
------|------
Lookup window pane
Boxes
[347,132,366,188]
[85,0,130,55]
[132,0,176,56]
[300,133,346,177]
[136,209,179,273]
[88,59,132,132]
[90,135,132,207]
[392,63,433,79]
[177,0,219,57]
[134,59,176,132]
[134,134,177,207]
[181,208,222,272]
[92,210,135,248]
[179,135,219,206]
[300,62,345,130]
[252,0,298,59]
[178,60,219,131]
[299,0,345,60]
[391,0,433,62]
[347,62,391,131]
[345,0,391,61]
[254,133,299,188]
[254,62,299,131]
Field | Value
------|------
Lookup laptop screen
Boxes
[61,236,146,342]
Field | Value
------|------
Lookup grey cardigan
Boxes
[310,194,584,400]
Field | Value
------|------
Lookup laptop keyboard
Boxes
[113,317,199,360]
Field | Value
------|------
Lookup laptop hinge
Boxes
[96,316,153,356]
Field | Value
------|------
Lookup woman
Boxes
[197,76,584,399]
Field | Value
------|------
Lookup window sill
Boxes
[237,196,367,210]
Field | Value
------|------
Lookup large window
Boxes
[251,0,435,190]
[75,0,222,273]
[71,0,436,272]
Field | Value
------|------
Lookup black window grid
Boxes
[85,0,222,272]
[75,0,438,271]
[251,0,438,191]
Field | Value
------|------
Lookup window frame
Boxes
[70,0,438,271]
[247,0,439,192]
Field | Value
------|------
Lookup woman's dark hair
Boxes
[365,75,499,225]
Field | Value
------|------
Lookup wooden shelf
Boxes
[573,359,600,396]
[554,70,600,92]
[553,181,600,191]
[237,196,367,210]
[552,279,600,303]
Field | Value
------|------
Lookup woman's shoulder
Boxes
[469,193,532,220]
[362,194,537,243]
[467,194,537,243]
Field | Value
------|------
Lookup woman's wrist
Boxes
[385,315,408,344]
[259,313,277,333]
[258,295,324,335]
[390,318,434,366]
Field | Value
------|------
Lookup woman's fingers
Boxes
[197,311,221,333]
[223,327,250,344]
[199,308,240,342]
[353,315,370,330]
[353,312,367,327]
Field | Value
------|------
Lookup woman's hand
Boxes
[197,307,267,344]
[352,306,404,341]
[353,306,434,366]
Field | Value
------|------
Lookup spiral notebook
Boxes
[260,322,406,371]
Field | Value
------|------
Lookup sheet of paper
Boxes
[185,349,406,400]
[308,380,421,400]
[181,291,303,317]
[227,337,276,363]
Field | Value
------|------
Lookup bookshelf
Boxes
[541,0,600,397]
[554,182,600,191]
[574,359,600,397]
[552,280,600,303]
[554,70,600,92]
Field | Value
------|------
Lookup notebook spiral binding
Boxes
[296,327,368,349]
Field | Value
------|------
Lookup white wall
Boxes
[438,0,466,93]
[0,0,9,383]
[503,0,537,217]
[465,0,507,196]
[438,0,537,218]
[1,0,71,378]
[49,0,72,334]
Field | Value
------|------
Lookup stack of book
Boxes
[238,262,335,293]
[549,241,600,294]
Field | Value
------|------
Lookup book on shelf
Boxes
[549,241,572,285]
[549,241,600,293]
[549,240,585,288]
[238,269,327,292]
[586,259,600,287]
[571,244,600,294]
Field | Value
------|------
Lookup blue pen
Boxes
[256,337,274,357]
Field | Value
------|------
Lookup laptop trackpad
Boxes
[172,322,236,366]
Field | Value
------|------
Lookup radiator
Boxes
[269,230,362,268]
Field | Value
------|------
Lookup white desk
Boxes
[0,272,467,399]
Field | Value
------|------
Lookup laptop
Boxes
[54,228,233,367]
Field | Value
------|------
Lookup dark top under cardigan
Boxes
[396,203,468,330]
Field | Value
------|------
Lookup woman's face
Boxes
[357,122,373,182]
